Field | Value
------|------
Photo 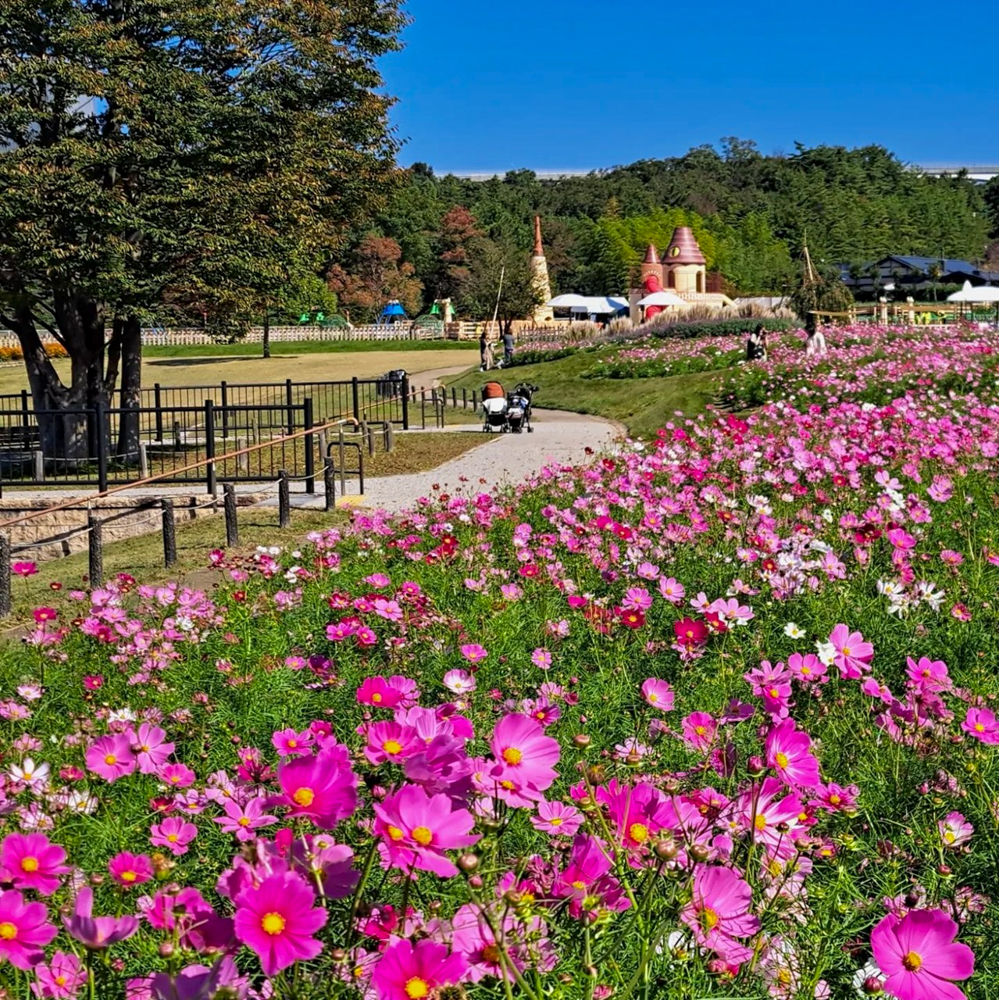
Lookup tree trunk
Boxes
[115,316,142,462]
[263,310,271,358]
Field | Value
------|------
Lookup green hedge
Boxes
[650,318,797,340]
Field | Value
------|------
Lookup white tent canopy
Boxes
[549,294,628,316]
[947,281,999,303]
[636,290,686,308]
[547,293,589,309]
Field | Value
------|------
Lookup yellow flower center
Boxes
[944,831,955,844]
[629,823,650,844]
[502,747,522,765]
[768,687,780,698]
[412,826,433,846]
[701,907,719,930]
[353,966,365,979]
[571,880,586,890]
[500,780,515,790]
[170,775,180,783]
[405,978,429,999]
[842,646,852,657]
[371,693,382,703]
[801,666,811,675]
[481,944,502,964]
[387,825,405,841]
[292,787,315,807]
[121,870,137,883]
[754,814,767,832]
[550,817,563,827]
[20,856,39,873]
[287,739,297,748]
[767,858,783,876]
[648,694,658,702]
[238,817,251,827]
[829,794,841,805]
[902,951,922,972]
[261,912,286,936]
[55,976,67,986]
[975,723,985,733]
[166,834,178,843]
[0,922,16,940]
[383,740,403,755]
[104,754,117,766]
[694,725,706,736]
[775,752,789,769]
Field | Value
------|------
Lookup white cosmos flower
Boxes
[10,758,49,787]
[815,641,837,667]
[784,622,805,639]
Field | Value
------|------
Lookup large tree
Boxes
[0,0,403,460]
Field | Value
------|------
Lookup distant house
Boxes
[838,256,999,296]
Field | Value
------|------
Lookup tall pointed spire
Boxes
[529,215,553,324]
[533,215,544,257]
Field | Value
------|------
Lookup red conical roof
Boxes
[664,226,706,265]
[643,244,661,264]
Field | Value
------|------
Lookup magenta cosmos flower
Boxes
[374,784,480,877]
[132,723,175,774]
[150,816,198,856]
[371,939,468,1000]
[640,678,674,711]
[489,713,560,807]
[108,851,154,888]
[85,734,136,783]
[871,908,974,1000]
[214,796,277,842]
[962,707,999,744]
[277,744,358,830]
[680,864,760,965]
[0,890,57,969]
[63,888,139,949]
[0,832,69,896]
[33,950,87,998]
[531,799,583,836]
[765,719,821,790]
[827,623,874,678]
[460,643,488,664]
[234,871,327,977]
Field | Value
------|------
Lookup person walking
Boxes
[805,327,827,357]
[746,323,767,362]
[501,329,514,367]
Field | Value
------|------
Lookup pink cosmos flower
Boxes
[659,577,685,604]
[108,852,153,888]
[373,784,480,877]
[811,783,859,813]
[962,707,999,744]
[271,728,314,758]
[0,833,69,896]
[828,624,874,679]
[460,643,488,664]
[939,812,974,849]
[787,652,826,685]
[442,670,476,694]
[356,676,414,709]
[150,816,198,856]
[641,678,674,711]
[159,763,196,789]
[33,950,87,998]
[12,561,38,577]
[871,909,973,1000]
[371,939,468,1000]
[85,734,136,784]
[530,799,583,837]
[531,648,552,670]
[744,778,805,859]
[0,890,57,969]
[906,656,949,692]
[680,865,760,964]
[362,720,420,766]
[234,871,327,977]
[132,724,175,774]
[622,587,653,612]
[681,712,717,752]
[63,887,138,949]
[213,797,277,842]
[277,745,358,829]
[489,713,560,806]
[766,719,821,789]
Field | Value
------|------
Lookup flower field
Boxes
[2,325,999,999]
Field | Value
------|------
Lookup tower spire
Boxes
[533,215,544,256]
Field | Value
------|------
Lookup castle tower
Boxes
[639,244,664,288]
[663,226,707,296]
[530,216,554,324]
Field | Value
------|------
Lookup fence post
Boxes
[173,420,182,452]
[20,390,30,449]
[383,421,393,452]
[462,388,467,410]
[154,383,164,441]
[338,427,346,495]
[0,533,10,619]
[223,483,239,547]
[95,399,109,494]
[204,400,217,496]
[88,514,103,588]
[324,457,335,511]
[421,389,426,430]
[285,379,295,435]
[138,441,149,479]
[351,377,360,423]
[161,499,176,567]
[220,381,229,440]
[401,375,410,430]
[278,470,291,528]
[32,450,44,482]
[451,388,457,408]
[303,398,315,495]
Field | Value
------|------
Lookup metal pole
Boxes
[338,427,346,495]
[154,383,164,442]
[20,390,29,449]
[204,400,217,496]
[88,514,103,588]
[95,399,109,494]
[220,381,229,440]
[161,499,177,567]
[0,533,10,619]
[324,457,335,511]
[285,379,295,435]
[351,377,360,423]
[223,483,239,546]
[303,398,315,495]
[278,470,291,528]
[421,389,426,430]
[401,375,410,430]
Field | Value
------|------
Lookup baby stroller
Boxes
[481,381,508,433]
[506,382,538,433]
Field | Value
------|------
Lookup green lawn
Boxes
[142,338,478,359]
[450,350,723,438]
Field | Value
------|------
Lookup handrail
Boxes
[0,381,430,532]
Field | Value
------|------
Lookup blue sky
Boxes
[381,0,998,174]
